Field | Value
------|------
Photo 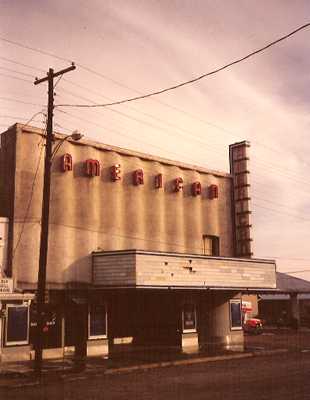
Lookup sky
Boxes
[1,0,310,280]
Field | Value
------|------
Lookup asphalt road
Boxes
[2,352,310,400]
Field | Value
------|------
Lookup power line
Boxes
[0,36,71,63]
[56,84,304,182]
[0,113,44,121]
[56,87,310,191]
[252,195,310,215]
[0,65,35,78]
[55,23,310,108]
[0,72,32,83]
[0,55,45,72]
[3,38,310,184]
[12,114,47,259]
[0,96,44,107]
[12,141,44,259]
[2,34,310,171]
[54,74,64,89]
[253,202,310,222]
[59,78,310,185]
[269,257,310,262]
[55,108,204,165]
[51,84,310,196]
[285,270,310,274]
[22,110,46,126]
[56,89,310,187]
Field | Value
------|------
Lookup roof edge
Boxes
[14,123,232,178]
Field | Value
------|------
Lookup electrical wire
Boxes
[57,80,310,185]
[40,82,310,205]
[54,74,63,89]
[0,96,44,107]
[0,65,35,78]
[2,36,310,171]
[55,108,205,165]
[0,111,45,122]
[54,98,309,198]
[252,197,309,217]
[0,55,45,72]
[0,36,72,63]
[12,115,47,259]
[285,269,310,274]
[0,72,32,83]
[2,35,310,228]
[22,110,46,126]
[55,23,310,108]
[252,202,310,222]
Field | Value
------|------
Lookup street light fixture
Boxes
[51,130,84,160]
[34,129,83,374]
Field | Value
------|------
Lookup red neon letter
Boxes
[208,184,218,199]
[62,153,72,172]
[133,169,144,185]
[85,159,100,177]
[111,164,121,181]
[174,177,183,192]
[154,174,163,189]
[191,181,202,196]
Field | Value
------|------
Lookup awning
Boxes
[92,249,277,290]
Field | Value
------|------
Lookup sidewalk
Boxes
[2,328,309,388]
[0,351,259,389]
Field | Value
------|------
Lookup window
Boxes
[230,299,242,330]
[182,304,197,333]
[88,304,107,339]
[203,235,220,256]
[5,305,29,346]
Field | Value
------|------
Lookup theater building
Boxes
[0,123,276,361]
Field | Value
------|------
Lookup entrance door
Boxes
[109,292,182,349]
[133,292,181,348]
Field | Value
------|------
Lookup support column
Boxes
[207,292,244,353]
[289,293,300,329]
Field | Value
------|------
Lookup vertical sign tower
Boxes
[229,141,253,258]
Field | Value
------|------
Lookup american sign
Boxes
[61,154,219,199]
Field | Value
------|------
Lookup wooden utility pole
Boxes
[33,64,76,374]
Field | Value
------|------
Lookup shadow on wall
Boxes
[62,254,92,285]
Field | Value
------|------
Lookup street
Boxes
[1,352,310,400]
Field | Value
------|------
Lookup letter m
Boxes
[85,159,100,177]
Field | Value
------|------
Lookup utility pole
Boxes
[33,64,76,374]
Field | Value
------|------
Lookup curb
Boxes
[104,353,253,375]
[0,348,290,389]
[252,348,288,356]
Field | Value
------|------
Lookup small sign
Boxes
[242,301,252,312]
[0,278,13,293]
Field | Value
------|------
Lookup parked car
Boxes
[243,318,263,334]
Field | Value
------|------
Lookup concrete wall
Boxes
[0,126,18,278]
[1,125,235,289]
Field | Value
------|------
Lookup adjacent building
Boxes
[0,123,276,361]
[259,272,310,327]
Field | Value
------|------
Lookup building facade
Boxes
[0,123,276,361]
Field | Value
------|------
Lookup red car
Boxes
[243,318,263,334]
